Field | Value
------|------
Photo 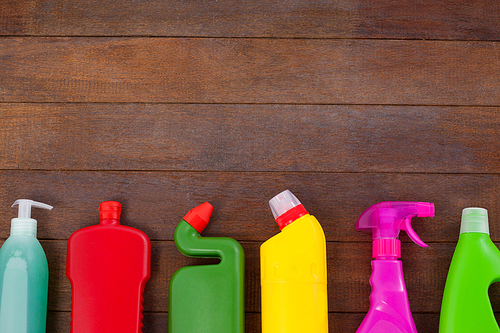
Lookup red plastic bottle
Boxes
[66,201,151,333]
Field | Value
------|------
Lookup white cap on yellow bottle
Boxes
[269,190,302,219]
[269,190,309,230]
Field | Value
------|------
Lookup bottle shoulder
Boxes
[455,233,500,260]
[68,224,150,246]
[0,236,47,265]
[445,233,500,286]
[175,220,244,261]
[260,215,327,283]
[262,215,325,247]
[260,214,327,265]
[1,235,43,249]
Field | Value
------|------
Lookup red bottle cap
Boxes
[99,201,121,222]
[275,204,309,230]
[183,202,213,233]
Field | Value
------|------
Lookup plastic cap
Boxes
[460,207,489,234]
[373,239,401,259]
[269,190,309,230]
[99,201,121,222]
[183,202,213,233]
[269,190,301,219]
[11,199,53,237]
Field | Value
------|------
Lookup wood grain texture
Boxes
[1,104,500,173]
[2,1,500,332]
[1,38,500,105]
[1,0,500,40]
[1,171,500,242]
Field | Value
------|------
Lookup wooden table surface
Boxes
[2,1,500,332]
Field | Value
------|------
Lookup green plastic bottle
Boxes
[0,199,53,333]
[168,202,245,333]
[440,207,500,333]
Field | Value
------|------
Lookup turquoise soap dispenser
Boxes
[0,199,53,333]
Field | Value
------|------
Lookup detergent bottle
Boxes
[356,201,435,333]
[260,190,328,333]
[67,201,151,333]
[169,202,245,333]
[439,207,500,333]
[0,199,52,333]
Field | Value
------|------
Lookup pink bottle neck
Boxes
[373,239,401,259]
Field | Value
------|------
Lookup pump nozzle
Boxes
[11,199,53,237]
[12,199,53,219]
[356,201,434,259]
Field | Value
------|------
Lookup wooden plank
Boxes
[47,311,440,333]
[1,171,499,242]
[47,311,70,332]
[2,104,500,173]
[1,38,500,105]
[1,0,500,41]
[13,240,499,314]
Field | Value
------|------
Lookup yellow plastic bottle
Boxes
[260,190,328,333]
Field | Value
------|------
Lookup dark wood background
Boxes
[1,1,500,332]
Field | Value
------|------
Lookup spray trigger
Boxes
[400,217,428,247]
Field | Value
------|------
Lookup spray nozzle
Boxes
[356,201,434,258]
[11,199,53,237]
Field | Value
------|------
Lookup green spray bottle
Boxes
[440,207,500,333]
[0,199,53,333]
[168,202,245,333]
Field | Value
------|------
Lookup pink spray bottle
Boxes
[355,201,435,333]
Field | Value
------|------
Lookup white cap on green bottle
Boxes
[11,199,53,237]
[460,207,489,234]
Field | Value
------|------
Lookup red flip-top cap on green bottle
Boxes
[99,201,121,221]
[183,202,213,233]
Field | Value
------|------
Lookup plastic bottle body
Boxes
[439,233,500,333]
[260,214,328,333]
[67,222,151,333]
[0,235,48,333]
[357,260,416,333]
[169,220,245,333]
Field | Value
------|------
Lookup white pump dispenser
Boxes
[0,199,52,332]
[11,199,53,237]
